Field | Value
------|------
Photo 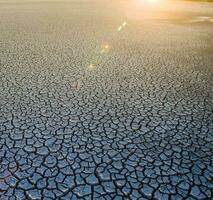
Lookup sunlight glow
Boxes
[148,0,158,3]
[135,0,163,7]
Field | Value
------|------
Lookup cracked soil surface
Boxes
[0,0,213,199]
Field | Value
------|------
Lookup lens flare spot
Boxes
[100,44,110,54]
[88,64,95,70]
[117,21,127,32]
[118,26,122,32]
[104,44,109,49]
[122,21,127,27]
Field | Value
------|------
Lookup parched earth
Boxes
[0,0,213,199]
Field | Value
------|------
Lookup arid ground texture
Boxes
[0,0,213,199]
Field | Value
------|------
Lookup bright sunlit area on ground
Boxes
[0,0,212,199]
[135,0,167,6]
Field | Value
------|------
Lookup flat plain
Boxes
[0,0,213,199]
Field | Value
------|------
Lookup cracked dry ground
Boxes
[0,0,213,200]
